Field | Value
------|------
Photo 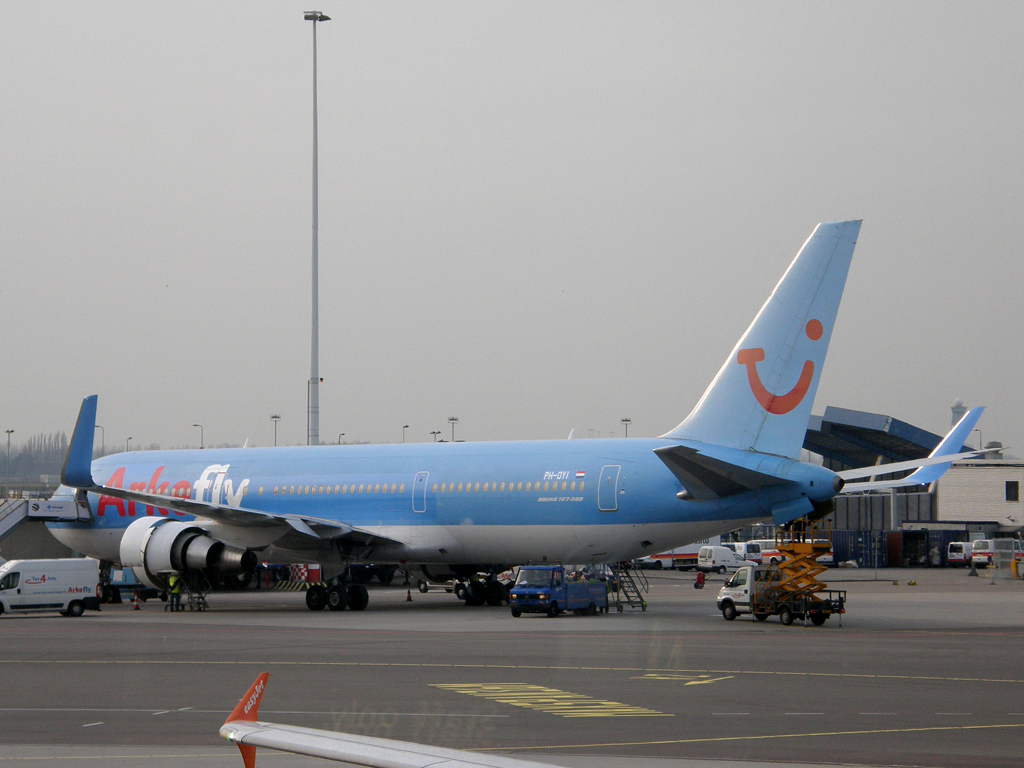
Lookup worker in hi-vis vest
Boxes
[168,574,182,612]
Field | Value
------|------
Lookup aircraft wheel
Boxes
[326,585,348,611]
[305,585,328,611]
[485,581,505,606]
[347,584,369,611]
[464,583,486,606]
[454,583,467,600]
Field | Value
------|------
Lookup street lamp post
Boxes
[338,433,345,445]
[403,425,409,443]
[94,425,104,457]
[304,9,330,447]
[271,415,281,447]
[621,417,631,438]
[4,429,13,499]
[430,431,440,442]
[448,417,459,443]
[192,423,204,449]
[126,437,132,453]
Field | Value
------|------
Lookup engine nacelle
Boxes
[119,517,257,590]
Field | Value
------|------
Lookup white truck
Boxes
[0,558,102,617]
[716,563,846,626]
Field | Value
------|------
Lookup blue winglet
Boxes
[903,406,985,485]
[60,395,99,489]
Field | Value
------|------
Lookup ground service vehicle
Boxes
[971,539,1023,568]
[697,545,749,573]
[722,541,762,564]
[637,537,721,570]
[716,563,846,626]
[0,558,101,617]
[509,565,608,617]
[947,541,969,567]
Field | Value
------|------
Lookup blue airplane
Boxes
[49,221,983,611]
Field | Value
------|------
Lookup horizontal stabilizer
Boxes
[654,444,786,501]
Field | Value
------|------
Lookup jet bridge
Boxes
[0,498,91,542]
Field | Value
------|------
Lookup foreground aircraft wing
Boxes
[221,673,555,768]
[60,396,400,546]
[837,407,984,493]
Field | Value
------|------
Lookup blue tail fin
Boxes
[665,221,861,458]
[61,395,98,488]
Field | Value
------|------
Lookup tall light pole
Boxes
[4,430,13,499]
[304,9,330,446]
[430,431,440,442]
[621,417,631,438]
[94,425,104,457]
[192,423,204,449]
[338,433,345,444]
[126,437,132,453]
[448,417,459,443]
[403,425,409,443]
[271,415,281,447]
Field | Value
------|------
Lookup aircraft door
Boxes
[413,472,428,513]
[598,465,621,512]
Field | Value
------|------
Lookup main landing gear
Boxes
[305,582,369,612]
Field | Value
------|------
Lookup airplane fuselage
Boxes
[49,437,826,573]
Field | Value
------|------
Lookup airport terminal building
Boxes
[800,405,1021,567]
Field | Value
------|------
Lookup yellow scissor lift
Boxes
[751,521,846,626]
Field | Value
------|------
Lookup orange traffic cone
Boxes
[406,588,413,602]
[132,593,140,610]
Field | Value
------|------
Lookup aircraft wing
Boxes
[221,673,556,768]
[654,444,787,500]
[837,406,984,493]
[60,395,400,547]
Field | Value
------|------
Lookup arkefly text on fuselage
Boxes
[49,221,968,612]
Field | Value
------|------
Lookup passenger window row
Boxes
[271,483,406,496]
[431,480,583,493]
[264,479,586,497]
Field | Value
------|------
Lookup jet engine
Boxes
[119,517,257,590]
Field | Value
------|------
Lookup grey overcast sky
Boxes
[1,2,1021,454]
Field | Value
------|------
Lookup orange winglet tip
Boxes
[237,743,257,768]
[226,672,270,725]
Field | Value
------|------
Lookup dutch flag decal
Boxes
[576,470,586,478]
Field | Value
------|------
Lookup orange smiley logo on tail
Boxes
[736,319,822,415]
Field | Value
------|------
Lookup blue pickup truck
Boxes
[509,565,608,618]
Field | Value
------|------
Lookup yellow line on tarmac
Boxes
[480,721,1024,752]
[433,683,670,718]
[1,659,1021,685]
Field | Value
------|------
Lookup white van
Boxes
[697,546,749,574]
[722,542,762,564]
[0,558,101,617]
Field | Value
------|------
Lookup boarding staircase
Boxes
[0,498,91,542]
[611,561,648,612]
